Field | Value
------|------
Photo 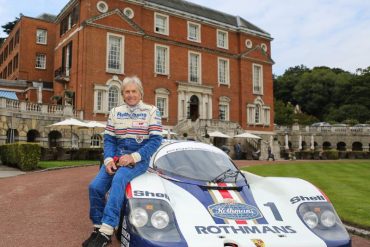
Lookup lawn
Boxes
[241,160,370,230]
[38,160,99,169]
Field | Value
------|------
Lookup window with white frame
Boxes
[218,58,229,85]
[90,134,102,148]
[189,52,201,83]
[155,88,169,118]
[36,29,47,44]
[35,54,46,69]
[154,13,169,35]
[108,86,119,111]
[155,44,169,75]
[247,97,270,126]
[188,22,201,42]
[253,64,263,94]
[219,96,230,121]
[96,90,103,111]
[255,104,261,124]
[107,33,124,74]
[156,97,166,118]
[219,104,229,121]
[217,29,228,49]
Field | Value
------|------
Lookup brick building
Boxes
[0,0,274,151]
[0,14,56,103]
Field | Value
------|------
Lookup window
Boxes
[123,7,134,19]
[60,4,79,36]
[108,86,119,111]
[218,58,229,85]
[219,96,230,121]
[106,33,124,74]
[157,97,166,117]
[155,44,169,75]
[188,22,201,42]
[35,54,46,69]
[255,104,261,124]
[247,97,270,126]
[217,29,228,49]
[91,134,102,148]
[96,90,103,111]
[154,13,169,35]
[155,88,170,118]
[62,42,72,76]
[189,52,201,83]
[13,54,18,70]
[219,104,229,121]
[36,29,47,44]
[253,64,263,94]
[72,133,79,149]
[97,1,108,13]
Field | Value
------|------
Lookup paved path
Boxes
[0,163,368,247]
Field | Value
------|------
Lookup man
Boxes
[267,146,275,161]
[83,76,163,247]
[234,142,242,160]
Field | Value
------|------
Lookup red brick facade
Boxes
[2,0,274,132]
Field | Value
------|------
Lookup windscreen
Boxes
[154,149,243,182]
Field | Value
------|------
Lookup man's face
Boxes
[122,83,142,106]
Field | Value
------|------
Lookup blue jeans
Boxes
[88,161,148,227]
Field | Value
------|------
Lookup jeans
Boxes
[88,161,148,227]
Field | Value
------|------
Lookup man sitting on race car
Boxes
[82,76,163,247]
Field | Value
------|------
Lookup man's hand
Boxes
[118,154,135,167]
[105,160,117,175]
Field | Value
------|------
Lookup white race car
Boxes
[118,141,351,247]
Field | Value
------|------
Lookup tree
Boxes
[1,14,22,35]
[274,65,309,104]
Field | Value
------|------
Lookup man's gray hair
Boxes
[121,76,144,97]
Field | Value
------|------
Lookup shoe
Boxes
[82,228,99,247]
[87,231,112,247]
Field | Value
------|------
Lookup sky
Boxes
[1,0,369,75]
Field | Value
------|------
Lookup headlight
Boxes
[151,210,170,229]
[303,211,318,229]
[125,198,182,242]
[320,210,336,228]
[297,202,350,244]
[129,207,148,228]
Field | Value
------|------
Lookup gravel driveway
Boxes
[0,165,368,247]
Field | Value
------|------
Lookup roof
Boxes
[0,90,18,100]
[146,0,269,35]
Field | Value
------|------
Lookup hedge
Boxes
[0,143,41,171]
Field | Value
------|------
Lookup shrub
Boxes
[0,143,41,171]
[322,149,339,160]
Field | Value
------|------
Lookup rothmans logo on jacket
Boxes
[117,112,147,120]
[208,203,262,220]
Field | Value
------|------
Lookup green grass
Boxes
[38,160,99,169]
[242,160,370,229]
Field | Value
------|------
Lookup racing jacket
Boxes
[103,100,163,166]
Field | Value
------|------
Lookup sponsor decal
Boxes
[195,225,297,235]
[251,239,265,247]
[132,121,148,129]
[133,190,170,201]
[208,203,262,221]
[117,112,147,120]
[135,135,144,143]
[290,195,326,204]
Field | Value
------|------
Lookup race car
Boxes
[118,141,351,247]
